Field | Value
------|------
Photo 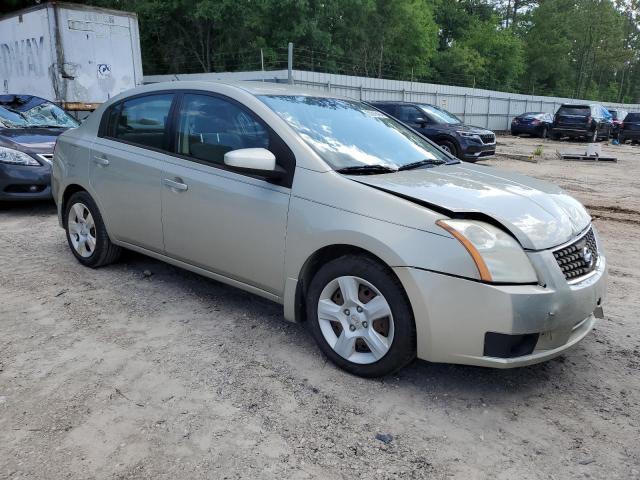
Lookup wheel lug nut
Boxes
[344,309,350,316]
[356,306,363,313]
[349,324,356,331]
[362,321,368,328]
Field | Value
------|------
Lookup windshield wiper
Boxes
[398,159,448,171]
[336,165,398,175]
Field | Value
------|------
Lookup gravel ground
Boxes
[1,135,639,479]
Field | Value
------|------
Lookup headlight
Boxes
[456,130,481,140]
[0,146,40,166]
[437,219,538,284]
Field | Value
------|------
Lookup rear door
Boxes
[90,92,175,252]
[160,92,294,295]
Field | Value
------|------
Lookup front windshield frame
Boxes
[258,95,458,171]
[0,99,79,129]
[417,104,462,125]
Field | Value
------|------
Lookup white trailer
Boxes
[0,2,143,112]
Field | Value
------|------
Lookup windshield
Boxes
[0,100,79,129]
[418,104,462,124]
[259,95,455,170]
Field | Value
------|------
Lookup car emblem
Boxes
[582,246,593,267]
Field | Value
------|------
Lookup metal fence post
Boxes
[287,42,293,85]
[359,84,363,101]
[506,97,511,130]
[486,95,491,129]
[463,94,467,123]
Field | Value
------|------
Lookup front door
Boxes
[160,93,294,295]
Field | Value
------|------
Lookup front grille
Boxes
[553,228,598,282]
[480,134,495,144]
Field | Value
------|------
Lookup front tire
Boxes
[437,140,459,158]
[306,255,416,377]
[65,191,121,268]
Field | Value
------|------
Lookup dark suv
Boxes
[619,112,640,144]
[370,102,496,162]
[551,104,613,142]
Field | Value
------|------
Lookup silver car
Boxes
[52,81,607,377]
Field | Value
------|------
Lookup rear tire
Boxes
[65,191,121,268]
[305,255,416,377]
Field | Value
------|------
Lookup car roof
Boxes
[142,80,351,100]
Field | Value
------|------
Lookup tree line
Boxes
[3,0,639,103]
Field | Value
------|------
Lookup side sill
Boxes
[116,241,284,305]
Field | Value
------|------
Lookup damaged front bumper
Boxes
[394,244,607,368]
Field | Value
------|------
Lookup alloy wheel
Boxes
[67,202,97,258]
[317,276,394,364]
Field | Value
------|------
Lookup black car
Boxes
[370,101,496,162]
[510,112,553,138]
[608,109,628,138]
[551,104,613,142]
[619,112,640,144]
[0,95,78,201]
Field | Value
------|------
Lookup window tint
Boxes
[625,112,640,122]
[373,104,396,115]
[111,94,174,150]
[176,94,270,166]
[396,105,424,124]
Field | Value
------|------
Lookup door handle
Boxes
[92,155,109,167]
[163,178,188,192]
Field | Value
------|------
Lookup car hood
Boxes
[351,163,591,250]
[0,128,65,154]
[433,123,492,135]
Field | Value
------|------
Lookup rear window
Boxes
[625,113,640,122]
[558,106,590,116]
[103,93,174,151]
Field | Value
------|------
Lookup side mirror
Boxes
[414,117,428,126]
[224,148,283,179]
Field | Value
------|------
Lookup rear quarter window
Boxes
[625,113,640,122]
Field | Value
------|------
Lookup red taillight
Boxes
[531,119,541,125]
[620,122,624,130]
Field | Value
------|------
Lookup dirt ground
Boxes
[1,135,639,480]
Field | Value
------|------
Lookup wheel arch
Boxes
[61,183,88,219]
[291,243,410,325]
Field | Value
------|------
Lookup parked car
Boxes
[369,101,496,162]
[510,112,553,138]
[0,94,78,201]
[619,112,640,144]
[53,81,607,377]
[551,104,613,142]
[608,109,628,138]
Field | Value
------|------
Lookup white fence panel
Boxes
[144,69,640,131]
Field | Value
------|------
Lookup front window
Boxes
[0,96,79,129]
[259,95,454,170]
[418,104,462,125]
[176,94,270,166]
